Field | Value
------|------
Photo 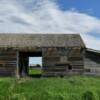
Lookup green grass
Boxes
[0,76,100,100]
[29,68,42,75]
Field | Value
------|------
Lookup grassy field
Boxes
[29,68,42,75]
[0,76,100,100]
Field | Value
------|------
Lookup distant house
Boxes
[0,34,99,77]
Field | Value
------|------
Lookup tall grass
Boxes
[0,76,100,100]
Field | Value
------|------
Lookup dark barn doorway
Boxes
[19,51,42,77]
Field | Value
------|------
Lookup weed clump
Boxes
[82,91,95,100]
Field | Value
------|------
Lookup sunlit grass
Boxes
[29,68,42,75]
[0,75,100,100]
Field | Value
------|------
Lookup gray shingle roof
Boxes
[0,34,85,50]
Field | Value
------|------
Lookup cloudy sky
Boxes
[0,0,100,50]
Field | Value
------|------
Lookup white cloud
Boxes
[0,0,100,50]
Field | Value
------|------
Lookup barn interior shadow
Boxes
[19,51,42,78]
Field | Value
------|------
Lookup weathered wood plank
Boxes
[0,50,17,76]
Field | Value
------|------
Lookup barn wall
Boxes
[0,50,17,76]
[0,47,85,77]
[84,51,100,75]
[68,47,84,74]
[42,47,68,76]
[42,47,84,76]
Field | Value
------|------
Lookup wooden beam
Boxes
[16,51,20,79]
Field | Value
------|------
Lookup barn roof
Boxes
[86,48,100,54]
[0,34,85,50]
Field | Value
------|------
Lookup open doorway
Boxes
[19,51,42,77]
[28,57,42,76]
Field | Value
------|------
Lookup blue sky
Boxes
[0,0,100,51]
[29,57,42,66]
[57,0,100,38]
[57,0,100,17]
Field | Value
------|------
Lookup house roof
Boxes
[86,48,100,54]
[0,34,85,50]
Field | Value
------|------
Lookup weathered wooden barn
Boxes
[0,34,99,77]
